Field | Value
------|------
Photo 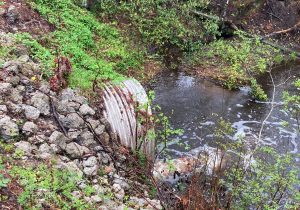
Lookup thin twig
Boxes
[258,70,276,143]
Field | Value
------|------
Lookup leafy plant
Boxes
[22,0,144,89]
[283,78,300,131]
[0,174,10,188]
[98,0,218,55]
[250,78,268,101]
[12,149,25,159]
[10,164,95,209]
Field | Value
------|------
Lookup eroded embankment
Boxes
[0,33,162,210]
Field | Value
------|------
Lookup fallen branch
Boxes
[192,10,300,57]
[264,21,300,38]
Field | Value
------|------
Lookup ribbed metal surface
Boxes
[102,79,155,159]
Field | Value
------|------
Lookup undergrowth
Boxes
[19,0,144,89]
[0,142,106,210]
[187,31,284,100]
[97,0,219,55]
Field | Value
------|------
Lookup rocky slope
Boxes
[0,33,162,209]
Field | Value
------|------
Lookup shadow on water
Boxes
[150,63,300,158]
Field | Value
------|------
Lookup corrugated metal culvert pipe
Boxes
[102,79,155,160]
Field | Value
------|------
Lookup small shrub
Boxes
[250,78,268,101]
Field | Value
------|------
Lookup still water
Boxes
[150,64,300,158]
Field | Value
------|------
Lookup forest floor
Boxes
[184,0,300,91]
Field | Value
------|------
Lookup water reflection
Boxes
[151,65,300,157]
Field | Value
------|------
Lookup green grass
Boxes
[19,0,144,89]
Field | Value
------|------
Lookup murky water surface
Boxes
[150,64,300,157]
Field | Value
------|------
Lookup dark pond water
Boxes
[150,64,300,158]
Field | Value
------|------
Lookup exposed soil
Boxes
[0,167,23,210]
[0,0,54,36]
[212,0,300,49]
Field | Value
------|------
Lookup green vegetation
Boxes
[0,43,15,67]
[0,158,10,189]
[180,118,300,209]
[283,78,300,131]
[20,0,144,89]
[226,144,300,209]
[188,32,279,95]
[16,33,55,78]
[250,78,268,101]
[98,0,217,53]
[0,142,107,210]
[10,164,93,209]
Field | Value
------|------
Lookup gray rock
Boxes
[49,131,70,149]
[60,113,84,129]
[5,76,20,86]
[39,83,50,94]
[78,181,87,190]
[84,196,91,203]
[50,144,61,154]
[28,134,47,145]
[3,61,19,74]
[38,152,52,160]
[0,83,12,94]
[100,118,111,131]
[67,129,81,140]
[16,85,25,92]
[18,55,30,63]
[91,195,102,203]
[55,160,83,178]
[0,105,7,113]
[6,5,19,24]
[22,121,38,135]
[98,205,109,210]
[74,95,87,104]
[129,196,146,207]
[98,153,111,165]
[31,92,50,115]
[100,132,110,145]
[148,199,163,210]
[56,100,75,114]
[83,165,99,176]
[0,115,19,140]
[93,184,105,194]
[20,62,34,76]
[23,105,40,120]
[79,104,95,116]
[14,141,36,155]
[95,125,105,136]
[39,143,52,154]
[86,118,100,129]
[79,130,97,148]
[14,45,28,57]
[71,191,82,199]
[6,101,22,114]
[61,88,75,101]
[65,142,90,158]
[113,175,130,190]
[9,88,23,103]
[83,156,98,167]
[112,183,125,200]
[94,145,103,152]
